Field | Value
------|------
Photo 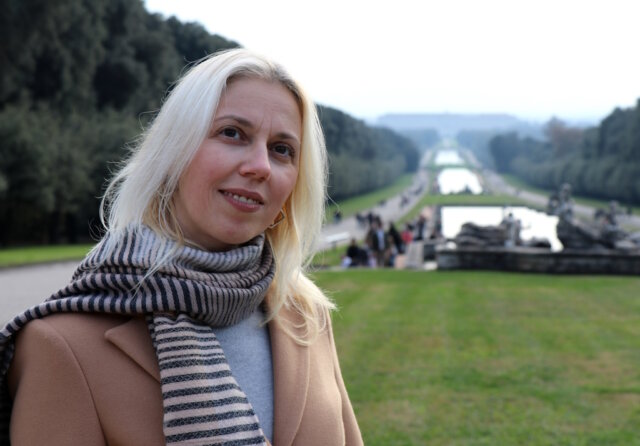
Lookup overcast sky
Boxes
[145,0,639,123]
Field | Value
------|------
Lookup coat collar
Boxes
[104,311,310,446]
[104,317,161,382]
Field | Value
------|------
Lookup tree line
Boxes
[0,0,418,245]
[320,106,418,201]
[487,104,640,206]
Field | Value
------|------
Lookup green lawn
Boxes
[326,173,414,222]
[424,163,477,172]
[311,244,345,268]
[315,269,640,446]
[0,244,95,267]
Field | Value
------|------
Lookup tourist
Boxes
[387,221,404,254]
[1,49,363,445]
[401,222,414,246]
[414,214,428,241]
[385,232,398,267]
[343,238,368,267]
[366,218,387,267]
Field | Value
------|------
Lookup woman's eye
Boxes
[221,127,240,139]
[272,144,295,159]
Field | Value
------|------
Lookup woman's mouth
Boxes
[223,191,262,204]
[220,189,265,211]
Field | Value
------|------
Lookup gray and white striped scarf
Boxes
[0,226,274,445]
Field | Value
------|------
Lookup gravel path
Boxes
[319,169,429,251]
[0,261,79,324]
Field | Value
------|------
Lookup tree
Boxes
[543,117,583,158]
[489,132,520,173]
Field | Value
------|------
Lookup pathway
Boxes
[319,168,429,250]
[0,261,79,324]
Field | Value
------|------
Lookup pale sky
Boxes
[145,0,640,123]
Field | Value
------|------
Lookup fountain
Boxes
[436,184,640,275]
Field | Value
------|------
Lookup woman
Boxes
[0,49,363,445]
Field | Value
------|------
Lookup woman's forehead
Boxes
[215,78,302,132]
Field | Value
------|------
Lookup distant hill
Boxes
[377,113,539,137]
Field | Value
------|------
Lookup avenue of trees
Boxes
[457,124,544,170]
[488,104,640,205]
[0,0,418,245]
[457,130,499,168]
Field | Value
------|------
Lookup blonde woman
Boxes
[1,49,363,445]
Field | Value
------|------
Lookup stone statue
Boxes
[548,183,574,220]
[454,222,507,247]
[453,213,550,249]
[549,185,640,252]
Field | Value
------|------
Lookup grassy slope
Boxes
[0,244,94,267]
[314,269,640,446]
[326,173,414,221]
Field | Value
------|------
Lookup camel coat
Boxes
[7,307,363,445]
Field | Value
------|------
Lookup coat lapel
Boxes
[104,317,161,382]
[104,312,311,446]
[269,307,310,446]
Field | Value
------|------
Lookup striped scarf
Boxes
[0,226,274,445]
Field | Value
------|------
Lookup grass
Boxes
[424,163,477,172]
[0,244,95,268]
[314,269,640,446]
[502,174,640,215]
[326,173,414,221]
[311,244,345,268]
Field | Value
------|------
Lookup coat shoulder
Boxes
[17,312,133,341]
[9,313,164,446]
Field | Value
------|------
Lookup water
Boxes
[441,206,562,251]
[437,168,483,194]
[434,150,464,165]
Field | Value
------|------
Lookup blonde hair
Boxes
[101,49,333,343]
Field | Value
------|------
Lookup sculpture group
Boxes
[452,183,640,253]
[547,183,640,252]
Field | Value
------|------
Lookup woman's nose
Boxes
[239,142,271,180]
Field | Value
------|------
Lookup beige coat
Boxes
[8,307,363,445]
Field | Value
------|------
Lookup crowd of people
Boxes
[342,212,439,268]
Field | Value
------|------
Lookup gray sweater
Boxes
[215,309,274,442]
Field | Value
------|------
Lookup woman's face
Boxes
[174,77,301,251]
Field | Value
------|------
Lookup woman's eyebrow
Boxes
[215,114,300,144]
[214,114,254,128]
[274,132,300,145]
